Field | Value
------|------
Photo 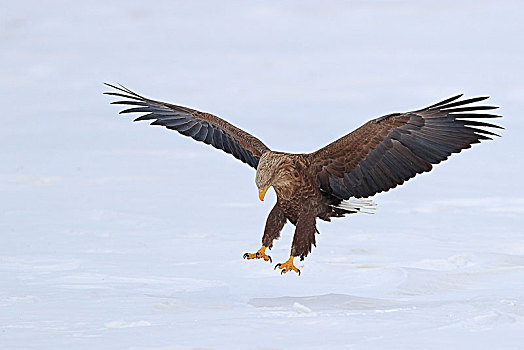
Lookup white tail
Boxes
[338,198,377,214]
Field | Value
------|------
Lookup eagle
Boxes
[105,83,502,275]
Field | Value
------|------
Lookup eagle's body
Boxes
[256,151,362,261]
[105,84,502,275]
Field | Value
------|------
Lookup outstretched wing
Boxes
[104,83,270,169]
[310,95,503,199]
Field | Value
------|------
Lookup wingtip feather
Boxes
[425,94,464,109]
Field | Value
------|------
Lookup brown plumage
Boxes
[105,83,503,275]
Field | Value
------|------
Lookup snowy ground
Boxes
[1,1,523,349]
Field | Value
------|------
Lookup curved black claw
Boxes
[243,253,249,259]
[274,263,281,270]
[281,268,301,276]
[266,255,272,263]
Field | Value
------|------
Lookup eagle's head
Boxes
[255,152,294,201]
[255,153,273,201]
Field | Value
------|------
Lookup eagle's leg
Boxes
[243,204,286,263]
[291,210,318,260]
[275,210,317,276]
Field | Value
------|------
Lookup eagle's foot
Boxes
[274,255,300,276]
[243,246,272,263]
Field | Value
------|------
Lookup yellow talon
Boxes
[243,246,272,262]
[274,255,301,276]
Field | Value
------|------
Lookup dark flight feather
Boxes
[310,94,503,199]
[104,83,270,169]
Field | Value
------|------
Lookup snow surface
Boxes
[1,1,523,349]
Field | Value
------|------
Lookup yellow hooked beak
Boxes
[258,185,271,201]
